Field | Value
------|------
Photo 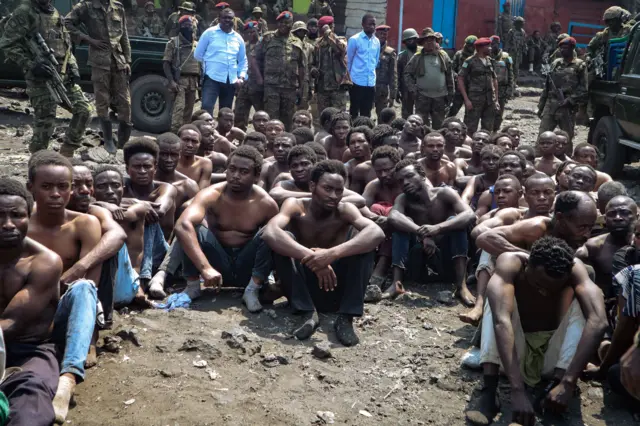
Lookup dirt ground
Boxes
[0,86,638,425]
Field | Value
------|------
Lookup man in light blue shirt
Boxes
[347,13,379,118]
[194,8,248,113]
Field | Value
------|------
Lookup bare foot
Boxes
[455,285,476,307]
[85,344,97,369]
[598,340,611,362]
[381,280,405,300]
[459,305,483,326]
[148,272,167,299]
[53,374,76,424]
[134,285,154,309]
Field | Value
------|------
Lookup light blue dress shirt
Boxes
[194,25,248,84]
[346,31,380,87]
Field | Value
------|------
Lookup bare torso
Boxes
[288,200,352,249]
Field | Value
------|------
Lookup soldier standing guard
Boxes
[448,35,476,118]
[587,6,632,82]
[504,16,526,87]
[537,37,587,146]
[374,24,397,118]
[164,16,200,133]
[248,6,268,35]
[165,2,205,39]
[496,1,512,41]
[490,35,513,131]
[0,0,91,156]
[397,28,419,119]
[136,1,164,37]
[292,21,315,110]
[234,21,264,131]
[211,2,244,32]
[458,37,499,134]
[307,0,332,19]
[255,11,306,131]
[66,0,132,153]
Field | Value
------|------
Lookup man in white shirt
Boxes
[347,13,380,119]
[194,7,248,113]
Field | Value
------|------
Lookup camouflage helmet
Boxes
[292,21,308,33]
[514,16,525,23]
[556,32,570,43]
[603,6,624,20]
[402,28,419,41]
[464,35,478,45]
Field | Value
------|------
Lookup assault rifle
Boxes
[27,33,72,110]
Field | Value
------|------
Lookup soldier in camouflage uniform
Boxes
[211,2,244,32]
[234,21,264,130]
[537,37,587,144]
[543,22,561,60]
[404,28,453,130]
[248,6,268,35]
[307,0,332,19]
[255,11,306,131]
[166,2,205,38]
[311,16,348,118]
[136,2,164,37]
[374,24,397,118]
[272,0,291,16]
[397,28,419,119]
[490,35,514,131]
[504,16,526,86]
[164,16,199,133]
[458,37,499,134]
[66,0,132,152]
[448,35,476,117]
[587,6,632,81]
[292,20,314,110]
[496,1,512,41]
[0,0,91,156]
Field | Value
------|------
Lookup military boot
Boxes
[117,121,132,148]
[101,118,116,154]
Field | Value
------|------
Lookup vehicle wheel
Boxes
[130,74,172,133]
[591,116,625,178]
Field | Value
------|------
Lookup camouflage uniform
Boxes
[459,55,497,133]
[448,46,474,117]
[538,57,587,142]
[374,44,397,117]
[491,49,513,131]
[404,49,453,129]
[164,34,199,133]
[397,48,416,118]
[247,17,268,35]
[256,31,306,131]
[66,0,131,124]
[272,0,292,15]
[313,32,348,117]
[587,25,632,80]
[234,40,264,130]
[504,24,526,83]
[0,1,91,154]
[543,30,560,59]
[165,12,206,38]
[136,13,164,37]
[496,11,512,41]
[307,0,332,19]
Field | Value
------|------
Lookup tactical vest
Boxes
[493,52,510,86]
[37,8,67,62]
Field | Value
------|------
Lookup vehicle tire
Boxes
[591,116,625,178]
[130,74,172,133]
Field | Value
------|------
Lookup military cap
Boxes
[464,35,478,45]
[402,28,419,41]
[474,37,492,46]
[292,21,308,32]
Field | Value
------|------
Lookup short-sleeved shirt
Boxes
[613,264,640,318]
[164,35,200,76]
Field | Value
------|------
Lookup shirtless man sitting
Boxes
[534,131,562,177]
[347,126,399,193]
[573,143,611,190]
[475,150,527,217]
[307,142,328,161]
[567,164,597,194]
[592,181,628,237]
[442,120,472,160]
[0,178,63,426]
[154,133,199,215]
[260,132,296,191]
[389,159,476,305]
[292,126,315,145]
[344,126,373,185]
[501,124,522,148]
[263,160,385,346]
[322,111,351,161]
[492,132,514,151]
[398,114,424,156]
[477,190,598,256]
[175,146,279,312]
[460,173,556,325]
[192,120,229,173]
[441,117,468,147]
[418,132,460,187]
[454,130,490,188]
[251,110,270,135]
[314,107,339,143]
[192,108,214,125]
[26,152,104,423]
[67,160,127,329]
[465,237,607,425]
[176,124,212,189]
[217,107,246,143]
[265,119,285,158]
[292,110,313,130]
[270,145,365,207]
[243,131,267,155]
[554,129,571,161]
[461,145,504,210]
[359,146,404,296]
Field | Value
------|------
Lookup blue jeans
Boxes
[52,280,97,381]
[140,222,169,280]
[182,225,272,286]
[202,76,235,114]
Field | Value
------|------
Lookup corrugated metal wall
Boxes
[341,0,387,37]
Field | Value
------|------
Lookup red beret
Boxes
[558,36,577,47]
[490,35,500,43]
[376,24,391,31]
[474,37,492,46]
[215,2,229,8]
[276,11,293,20]
[318,16,334,26]
[244,20,258,30]
[178,15,194,24]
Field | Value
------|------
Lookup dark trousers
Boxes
[97,254,117,328]
[0,342,60,426]
[202,76,236,114]
[182,225,272,286]
[349,84,375,119]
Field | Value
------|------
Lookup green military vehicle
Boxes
[0,0,174,133]
[588,23,640,177]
